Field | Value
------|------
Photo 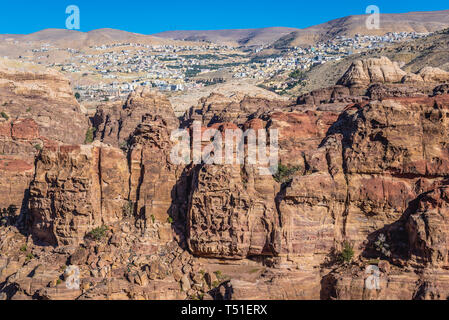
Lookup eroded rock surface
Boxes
[3,58,449,300]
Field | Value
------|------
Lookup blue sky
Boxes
[0,0,448,34]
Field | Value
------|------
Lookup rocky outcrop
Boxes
[187,162,281,259]
[29,142,130,246]
[183,93,288,127]
[0,119,41,211]
[0,58,87,144]
[433,84,449,96]
[407,187,449,267]
[296,85,365,105]
[5,58,449,300]
[93,87,178,147]
[337,57,407,87]
[0,59,88,212]
[302,57,449,107]
[367,83,433,100]
[417,67,449,83]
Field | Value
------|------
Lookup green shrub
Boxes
[214,270,223,280]
[167,217,174,224]
[273,164,301,184]
[366,259,380,265]
[34,144,42,151]
[20,245,27,252]
[338,241,354,264]
[26,253,34,262]
[87,226,109,241]
[84,127,96,144]
[1,112,9,120]
[289,69,307,81]
[74,92,81,100]
[119,141,128,152]
[249,268,260,274]
[122,201,134,217]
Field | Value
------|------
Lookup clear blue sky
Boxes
[0,0,448,34]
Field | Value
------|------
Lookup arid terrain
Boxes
[1,10,449,300]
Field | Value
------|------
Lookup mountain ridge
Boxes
[1,9,449,48]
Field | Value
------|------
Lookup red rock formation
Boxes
[30,142,129,246]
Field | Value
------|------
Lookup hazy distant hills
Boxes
[272,9,449,48]
[153,27,300,46]
[155,9,449,47]
[290,28,449,95]
[1,9,449,49]
[0,28,193,48]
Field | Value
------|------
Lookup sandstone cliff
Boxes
[3,60,449,300]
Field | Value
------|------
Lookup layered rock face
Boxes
[407,187,449,267]
[0,58,87,144]
[187,154,281,259]
[0,59,87,213]
[93,87,178,147]
[0,119,41,211]
[281,95,449,258]
[183,92,288,127]
[284,95,449,299]
[4,57,449,300]
[30,143,129,246]
[299,57,449,107]
[337,57,407,87]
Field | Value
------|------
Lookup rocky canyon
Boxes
[2,54,449,301]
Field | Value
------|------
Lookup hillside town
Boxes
[9,31,431,101]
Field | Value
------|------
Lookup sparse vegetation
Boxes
[167,217,174,224]
[87,226,109,241]
[1,112,9,120]
[84,127,96,144]
[20,245,27,252]
[374,233,391,258]
[338,241,354,264]
[273,164,301,184]
[122,200,134,217]
[26,107,32,113]
[150,214,155,224]
[26,253,34,262]
[214,270,225,281]
[34,144,42,151]
[366,259,380,265]
[119,141,129,152]
[289,69,307,81]
[74,92,81,101]
[249,268,260,274]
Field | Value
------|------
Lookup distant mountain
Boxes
[155,10,449,47]
[272,9,449,48]
[290,28,449,95]
[0,28,190,48]
[153,27,300,46]
[1,9,449,49]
